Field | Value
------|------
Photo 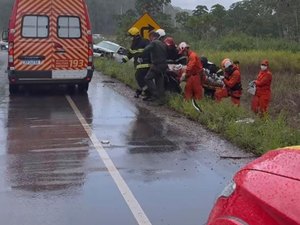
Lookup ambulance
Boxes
[5,0,94,93]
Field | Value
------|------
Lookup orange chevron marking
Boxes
[11,0,92,75]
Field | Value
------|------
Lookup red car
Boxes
[207,146,300,225]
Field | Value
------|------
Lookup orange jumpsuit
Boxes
[184,50,203,100]
[215,66,242,106]
[251,69,272,114]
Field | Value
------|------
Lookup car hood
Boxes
[242,147,300,181]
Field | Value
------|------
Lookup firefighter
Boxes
[122,27,151,98]
[178,42,203,100]
[143,30,168,104]
[156,28,186,64]
[215,59,242,106]
[251,59,272,115]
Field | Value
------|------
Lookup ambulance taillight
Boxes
[8,43,14,69]
[88,44,93,68]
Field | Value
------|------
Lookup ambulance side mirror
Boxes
[2,30,8,42]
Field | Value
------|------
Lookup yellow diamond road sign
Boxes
[131,13,161,40]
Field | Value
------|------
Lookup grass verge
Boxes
[94,58,300,155]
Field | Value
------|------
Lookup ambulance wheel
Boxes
[78,83,89,92]
[9,84,19,95]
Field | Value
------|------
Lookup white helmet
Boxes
[178,42,189,54]
[224,60,233,69]
[156,29,166,38]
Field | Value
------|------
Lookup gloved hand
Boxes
[180,73,186,82]
[137,57,143,64]
[121,57,127,64]
[215,80,224,87]
[207,76,215,83]
[174,64,183,71]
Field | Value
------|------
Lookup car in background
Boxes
[207,146,300,225]
[93,40,127,62]
[0,40,8,50]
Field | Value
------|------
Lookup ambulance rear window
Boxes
[22,15,49,38]
[58,16,81,39]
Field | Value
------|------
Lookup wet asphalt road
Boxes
[0,51,251,225]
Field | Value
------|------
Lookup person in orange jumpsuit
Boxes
[251,59,272,115]
[178,42,203,100]
[215,59,242,106]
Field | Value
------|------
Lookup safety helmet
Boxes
[128,27,140,37]
[178,42,189,54]
[156,28,166,38]
[261,59,269,67]
[221,58,232,69]
[164,37,175,47]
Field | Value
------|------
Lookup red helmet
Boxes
[261,59,269,67]
[164,37,175,47]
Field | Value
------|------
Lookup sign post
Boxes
[130,13,161,40]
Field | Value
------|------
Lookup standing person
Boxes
[156,29,182,64]
[122,27,151,98]
[215,59,242,106]
[156,28,189,66]
[178,42,203,100]
[143,30,168,104]
[251,59,272,115]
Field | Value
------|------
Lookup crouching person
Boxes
[215,59,242,106]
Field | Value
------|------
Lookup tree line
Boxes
[1,0,299,46]
[115,0,300,50]
[175,0,300,42]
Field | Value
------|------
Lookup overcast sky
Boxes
[172,0,239,10]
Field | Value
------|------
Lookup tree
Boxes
[135,0,171,16]
[0,0,13,31]
[210,4,227,37]
[175,12,190,27]
[114,9,138,45]
[192,5,208,17]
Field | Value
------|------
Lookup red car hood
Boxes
[242,147,300,181]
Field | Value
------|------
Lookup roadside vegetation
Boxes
[89,0,300,155]
[94,58,300,155]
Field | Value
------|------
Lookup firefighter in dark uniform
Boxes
[143,30,168,104]
[122,27,151,98]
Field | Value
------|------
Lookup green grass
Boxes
[194,50,300,74]
[94,58,300,155]
[186,49,300,128]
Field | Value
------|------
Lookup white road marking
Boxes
[66,95,152,225]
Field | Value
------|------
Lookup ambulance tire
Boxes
[78,83,89,93]
[9,84,19,95]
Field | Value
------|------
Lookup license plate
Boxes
[22,60,41,65]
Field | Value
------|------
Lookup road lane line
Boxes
[66,95,152,225]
